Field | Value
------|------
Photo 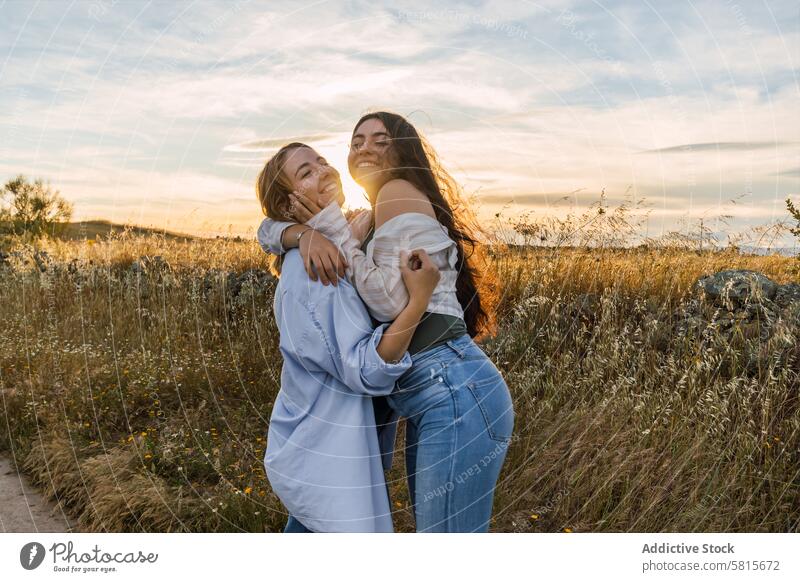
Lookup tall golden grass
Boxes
[0,225,797,532]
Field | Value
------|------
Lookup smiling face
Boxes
[281,146,345,212]
[347,117,399,197]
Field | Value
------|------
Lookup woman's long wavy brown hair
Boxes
[353,111,497,338]
[255,142,309,276]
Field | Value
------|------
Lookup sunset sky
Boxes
[1,0,798,244]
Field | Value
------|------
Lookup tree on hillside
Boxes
[0,175,73,236]
[787,197,800,239]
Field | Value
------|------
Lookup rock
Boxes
[238,268,273,286]
[225,272,242,297]
[696,270,778,308]
[671,271,790,344]
[675,315,706,337]
[221,269,274,300]
[775,283,800,308]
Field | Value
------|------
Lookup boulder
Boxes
[671,271,794,344]
[696,270,778,307]
[775,283,800,308]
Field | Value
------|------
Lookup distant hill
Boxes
[54,220,194,241]
[493,242,798,257]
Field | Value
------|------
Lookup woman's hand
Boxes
[348,209,373,246]
[399,249,440,306]
[289,189,327,223]
[299,229,347,286]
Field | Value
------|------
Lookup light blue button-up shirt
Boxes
[264,248,412,532]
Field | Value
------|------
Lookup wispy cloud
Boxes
[641,141,796,153]
[224,134,340,152]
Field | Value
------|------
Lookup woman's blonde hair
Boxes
[256,142,309,276]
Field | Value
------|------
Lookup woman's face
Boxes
[281,147,344,212]
[348,117,398,194]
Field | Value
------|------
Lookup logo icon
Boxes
[20,542,46,570]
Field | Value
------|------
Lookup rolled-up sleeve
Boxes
[257,217,295,255]
[355,323,413,390]
[281,280,411,396]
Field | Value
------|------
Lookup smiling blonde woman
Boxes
[256,142,440,532]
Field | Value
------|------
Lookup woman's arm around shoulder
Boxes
[257,217,296,255]
[257,215,347,286]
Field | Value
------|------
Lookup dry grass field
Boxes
[0,227,798,532]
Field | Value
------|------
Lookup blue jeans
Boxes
[284,515,312,533]
[387,334,514,532]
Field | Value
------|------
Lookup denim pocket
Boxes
[389,361,452,418]
[465,374,514,442]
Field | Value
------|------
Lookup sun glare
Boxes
[318,143,371,211]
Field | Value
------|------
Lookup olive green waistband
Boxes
[408,312,468,355]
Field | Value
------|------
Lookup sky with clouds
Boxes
[1,0,798,243]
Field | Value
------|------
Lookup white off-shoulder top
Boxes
[257,203,464,323]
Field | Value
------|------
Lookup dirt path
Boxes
[0,451,75,533]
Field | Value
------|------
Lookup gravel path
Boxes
[0,451,75,533]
